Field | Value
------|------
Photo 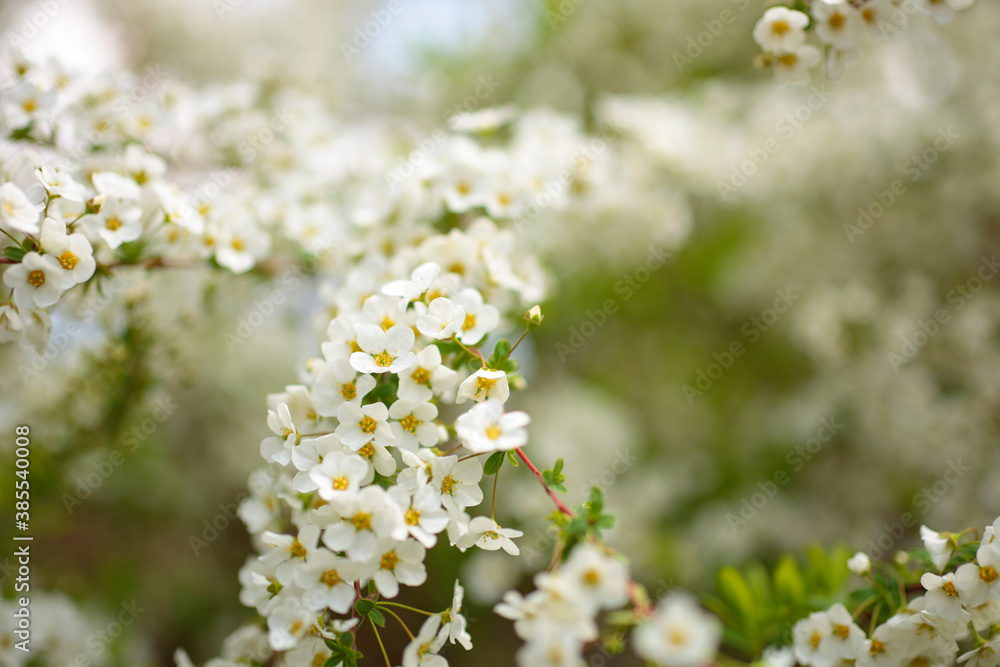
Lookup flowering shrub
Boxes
[0,1,996,666]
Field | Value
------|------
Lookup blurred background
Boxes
[2,0,1000,664]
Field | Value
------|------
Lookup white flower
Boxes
[356,437,397,477]
[40,219,96,285]
[35,164,86,201]
[0,304,24,343]
[260,526,322,577]
[215,221,271,274]
[793,609,831,665]
[350,324,416,374]
[453,288,499,344]
[848,552,872,576]
[753,7,809,53]
[921,572,964,621]
[439,580,472,650]
[0,182,41,234]
[266,597,314,651]
[978,519,1000,568]
[123,144,167,184]
[921,525,954,571]
[398,345,459,402]
[455,400,530,453]
[813,0,861,48]
[433,456,484,517]
[335,401,395,450]
[955,562,1000,609]
[388,485,449,548]
[561,543,630,612]
[383,262,440,302]
[416,297,466,340]
[322,485,406,561]
[456,368,510,404]
[311,358,376,417]
[457,516,522,555]
[1,81,55,128]
[260,403,299,466]
[389,399,441,451]
[959,639,1000,667]
[816,603,865,663]
[365,538,427,599]
[633,593,721,667]
[309,451,369,501]
[860,613,921,667]
[516,632,582,667]
[402,614,447,667]
[91,171,142,200]
[85,197,143,249]
[773,45,821,85]
[3,252,70,308]
[760,646,795,667]
[295,550,360,614]
[856,0,896,36]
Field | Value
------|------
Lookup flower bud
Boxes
[525,305,543,326]
[847,551,871,576]
[85,193,107,214]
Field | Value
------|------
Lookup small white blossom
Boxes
[350,323,416,374]
[455,400,530,453]
[634,593,721,667]
[753,7,809,53]
[456,368,509,404]
[3,252,69,308]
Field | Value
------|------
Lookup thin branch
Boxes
[515,447,574,517]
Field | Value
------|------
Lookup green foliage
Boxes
[322,632,363,667]
[554,486,617,553]
[704,545,851,658]
[354,598,386,627]
[2,245,26,261]
[541,458,567,494]
[484,451,506,476]
[487,338,520,374]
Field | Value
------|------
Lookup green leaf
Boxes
[587,486,605,518]
[490,339,511,364]
[507,450,519,466]
[368,608,386,627]
[2,246,26,262]
[484,451,505,476]
[355,599,376,616]
[553,458,564,474]
[500,358,519,373]
[322,657,343,667]
[773,555,805,606]
[717,567,756,624]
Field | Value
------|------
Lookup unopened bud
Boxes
[847,551,871,576]
[525,305,543,326]
[85,193,107,214]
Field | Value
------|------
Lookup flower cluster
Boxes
[753,0,977,83]
[0,591,112,667]
[792,517,1000,667]
[210,232,542,666]
[0,55,276,351]
[495,541,722,667]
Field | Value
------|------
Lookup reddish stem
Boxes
[515,447,574,517]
